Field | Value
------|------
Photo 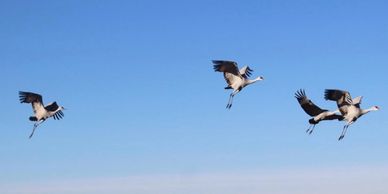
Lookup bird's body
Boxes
[212,60,264,109]
[19,91,65,138]
[309,111,341,124]
[324,89,379,140]
[295,89,343,134]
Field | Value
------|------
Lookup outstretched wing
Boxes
[324,89,353,108]
[323,114,344,121]
[212,60,240,77]
[295,89,327,117]
[19,91,43,104]
[53,110,64,120]
[352,96,363,108]
[45,102,59,111]
[19,91,44,113]
[239,66,253,79]
[45,102,64,120]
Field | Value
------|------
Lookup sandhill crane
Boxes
[324,89,379,140]
[19,91,65,138]
[295,89,344,134]
[212,60,264,109]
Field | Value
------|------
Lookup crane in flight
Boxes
[19,91,65,138]
[212,60,264,109]
[324,89,379,140]
[295,89,344,134]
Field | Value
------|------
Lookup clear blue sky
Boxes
[1,0,387,193]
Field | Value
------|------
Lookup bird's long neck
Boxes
[246,76,263,85]
[361,107,377,115]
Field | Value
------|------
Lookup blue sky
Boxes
[1,0,387,193]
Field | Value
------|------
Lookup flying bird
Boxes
[295,89,344,134]
[324,89,379,140]
[19,91,65,138]
[212,60,264,109]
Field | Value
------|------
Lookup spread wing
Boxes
[212,60,240,77]
[45,102,59,111]
[352,96,363,108]
[19,91,44,113]
[45,102,64,120]
[295,89,327,117]
[324,89,353,108]
[323,114,344,121]
[239,66,253,79]
[19,91,43,104]
[53,110,64,120]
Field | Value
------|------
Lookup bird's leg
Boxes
[338,125,346,140]
[228,94,234,109]
[308,124,316,135]
[226,93,234,109]
[29,120,45,139]
[344,125,350,139]
[226,91,238,109]
[306,124,312,133]
[29,123,38,139]
[306,124,315,134]
[338,125,348,141]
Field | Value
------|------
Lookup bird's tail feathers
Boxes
[308,118,318,124]
[29,116,38,121]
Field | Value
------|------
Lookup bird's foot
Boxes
[338,135,344,141]
[308,130,314,135]
[226,104,232,109]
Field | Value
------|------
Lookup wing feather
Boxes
[45,102,59,112]
[19,91,43,104]
[239,66,253,79]
[352,96,363,108]
[45,102,64,120]
[19,91,44,113]
[212,60,240,77]
[323,114,344,121]
[324,89,353,108]
[295,89,326,116]
[53,110,64,120]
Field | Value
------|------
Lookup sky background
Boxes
[1,0,387,193]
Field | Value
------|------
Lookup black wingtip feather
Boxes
[19,91,27,103]
[324,89,332,100]
[294,89,306,100]
[213,64,223,72]
[212,60,222,65]
[53,110,64,120]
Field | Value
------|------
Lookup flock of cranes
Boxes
[19,60,379,140]
[295,89,379,140]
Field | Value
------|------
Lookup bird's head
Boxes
[60,106,66,110]
[372,106,380,111]
[256,76,264,81]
